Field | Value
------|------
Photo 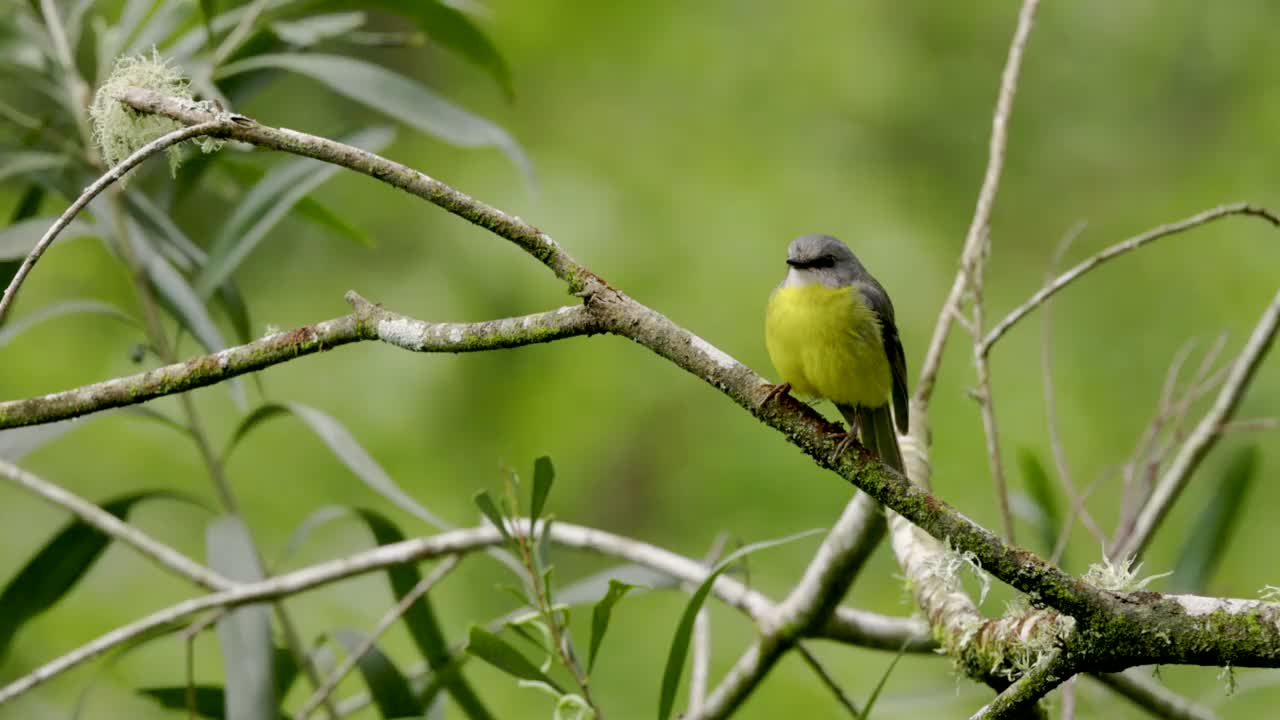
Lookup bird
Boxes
[764,234,908,469]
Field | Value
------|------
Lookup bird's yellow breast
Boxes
[765,283,891,408]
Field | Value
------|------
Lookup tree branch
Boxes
[0,520,929,705]
[0,458,233,592]
[1114,287,1280,560]
[1090,670,1221,720]
[980,204,1280,354]
[0,120,230,324]
[915,0,1040,404]
[971,650,1071,719]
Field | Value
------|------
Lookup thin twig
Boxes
[0,458,233,591]
[1041,223,1106,553]
[295,557,462,720]
[981,204,1280,353]
[0,520,929,706]
[687,534,730,717]
[914,0,1041,404]
[972,230,1016,542]
[1090,670,1221,720]
[1115,288,1280,560]
[971,650,1071,719]
[795,643,861,717]
[0,120,230,324]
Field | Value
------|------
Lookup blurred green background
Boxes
[2,0,1279,718]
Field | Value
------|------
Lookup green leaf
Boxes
[0,299,139,348]
[530,455,554,525]
[269,11,366,46]
[216,159,374,247]
[1018,449,1060,559]
[658,528,824,720]
[333,630,423,718]
[353,508,496,720]
[589,579,638,672]
[281,402,451,528]
[465,626,564,694]
[858,640,910,719]
[0,216,96,260]
[364,0,513,99]
[474,489,511,544]
[0,417,87,461]
[0,491,194,661]
[271,505,351,571]
[206,515,276,720]
[1170,445,1259,593]
[139,685,232,719]
[0,151,67,184]
[223,403,291,461]
[193,126,394,297]
[122,406,194,439]
[216,53,530,181]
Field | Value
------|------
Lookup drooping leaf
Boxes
[465,625,563,693]
[0,299,139,348]
[1170,445,1259,593]
[530,455,554,525]
[223,404,291,461]
[206,515,276,720]
[282,402,451,528]
[0,491,195,661]
[269,11,366,46]
[658,528,824,720]
[473,489,511,544]
[363,0,513,99]
[215,53,529,180]
[0,216,96,260]
[215,159,374,247]
[333,629,423,719]
[122,406,193,439]
[589,579,638,672]
[1018,449,1060,559]
[354,508,496,720]
[193,126,393,296]
[0,151,67,184]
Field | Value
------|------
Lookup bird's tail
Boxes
[842,404,903,472]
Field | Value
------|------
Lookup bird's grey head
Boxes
[781,234,867,288]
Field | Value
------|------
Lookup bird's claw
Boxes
[828,432,858,463]
[760,382,792,408]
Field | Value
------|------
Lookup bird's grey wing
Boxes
[857,283,910,433]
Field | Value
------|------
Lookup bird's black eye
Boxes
[809,254,836,269]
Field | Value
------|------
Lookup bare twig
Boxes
[687,534,730,717]
[971,231,1016,542]
[0,458,233,591]
[981,204,1280,353]
[1040,223,1107,553]
[915,0,1041,404]
[295,557,462,720]
[795,643,861,717]
[1090,670,1220,720]
[1115,288,1280,560]
[0,120,230,324]
[0,520,929,706]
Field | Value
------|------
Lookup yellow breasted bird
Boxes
[764,234,908,468]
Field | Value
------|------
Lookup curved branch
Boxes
[0,520,930,705]
[0,120,231,324]
[914,0,1041,404]
[0,298,599,430]
[981,204,1280,353]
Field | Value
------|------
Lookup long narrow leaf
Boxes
[658,528,824,720]
[588,579,637,672]
[216,53,529,180]
[283,402,451,528]
[530,456,554,525]
[0,491,194,660]
[0,216,96,260]
[355,508,495,720]
[1018,449,1060,559]
[193,126,394,296]
[333,630,423,718]
[465,626,563,693]
[207,516,276,720]
[364,0,513,99]
[0,300,139,349]
[1170,445,1259,593]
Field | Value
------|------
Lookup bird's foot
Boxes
[759,382,792,408]
[828,431,859,463]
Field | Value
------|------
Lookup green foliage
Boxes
[1170,446,1259,593]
